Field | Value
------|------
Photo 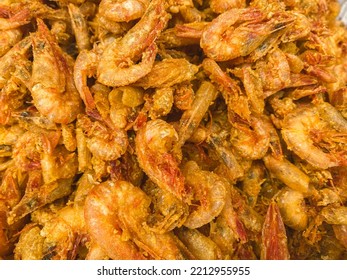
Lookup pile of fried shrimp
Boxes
[1,0,347,260]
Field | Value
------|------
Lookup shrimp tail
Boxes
[261,202,290,260]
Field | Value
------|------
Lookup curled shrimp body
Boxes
[84,180,145,260]
[40,204,87,260]
[200,8,291,61]
[74,49,99,115]
[99,0,149,23]
[85,180,185,260]
[231,116,271,160]
[31,19,83,124]
[182,161,227,229]
[281,102,347,169]
[135,58,199,89]
[276,187,308,231]
[77,114,128,161]
[135,119,187,200]
[97,0,169,87]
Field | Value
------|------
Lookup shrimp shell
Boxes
[85,180,185,260]
[135,119,187,200]
[31,19,83,124]
[281,103,347,169]
[276,187,308,231]
[263,154,310,194]
[182,161,227,229]
[261,202,290,260]
[68,3,91,52]
[97,0,169,87]
[135,58,199,89]
[174,81,218,155]
[176,227,223,260]
[99,0,149,23]
[0,28,22,57]
[84,180,146,260]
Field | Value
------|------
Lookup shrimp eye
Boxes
[36,41,46,50]
[42,246,57,260]
[20,111,31,117]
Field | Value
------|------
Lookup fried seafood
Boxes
[281,102,347,169]
[85,180,185,260]
[0,0,347,260]
[135,119,187,200]
[99,0,149,23]
[31,19,83,124]
[182,161,227,229]
[96,0,169,87]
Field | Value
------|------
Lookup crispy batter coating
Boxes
[0,0,347,260]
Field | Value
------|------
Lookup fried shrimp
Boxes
[281,102,347,169]
[202,58,250,121]
[2,0,347,261]
[261,202,290,260]
[97,0,169,87]
[84,180,145,260]
[135,119,187,200]
[0,6,30,31]
[85,180,185,260]
[77,114,128,161]
[0,36,31,88]
[73,48,103,117]
[210,0,246,14]
[68,3,91,52]
[0,28,22,57]
[99,0,149,23]
[182,161,227,229]
[31,19,83,124]
[231,116,271,160]
[201,8,292,61]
